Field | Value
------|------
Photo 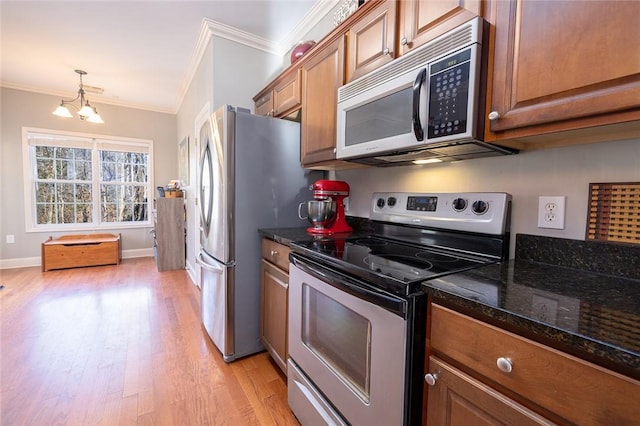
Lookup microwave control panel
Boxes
[427,47,473,140]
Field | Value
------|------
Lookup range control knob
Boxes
[376,198,386,208]
[387,197,397,207]
[472,200,489,215]
[452,198,467,211]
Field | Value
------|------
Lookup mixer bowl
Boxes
[299,200,337,228]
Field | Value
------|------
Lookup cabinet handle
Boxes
[400,37,408,46]
[270,250,278,257]
[424,373,438,386]
[383,48,391,56]
[488,111,501,121]
[496,357,513,373]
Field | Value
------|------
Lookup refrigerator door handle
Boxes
[197,251,224,272]
[198,250,235,269]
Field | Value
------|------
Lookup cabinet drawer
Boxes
[261,239,291,272]
[430,304,640,425]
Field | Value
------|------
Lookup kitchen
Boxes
[1,0,639,425]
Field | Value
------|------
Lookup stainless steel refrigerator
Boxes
[196,105,319,362]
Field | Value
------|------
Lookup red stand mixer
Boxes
[300,180,353,235]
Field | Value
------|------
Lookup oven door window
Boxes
[302,284,371,402]
[344,87,413,147]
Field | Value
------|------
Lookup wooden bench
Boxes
[41,234,121,271]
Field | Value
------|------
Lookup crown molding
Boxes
[278,0,340,53]
[3,1,340,115]
[176,1,338,113]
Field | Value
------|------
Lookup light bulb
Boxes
[53,104,73,118]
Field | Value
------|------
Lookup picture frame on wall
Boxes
[179,136,189,186]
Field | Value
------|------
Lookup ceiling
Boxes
[0,0,337,114]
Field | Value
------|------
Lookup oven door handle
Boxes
[290,253,407,317]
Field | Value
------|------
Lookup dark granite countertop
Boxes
[427,259,640,379]
[259,227,640,380]
[259,227,315,246]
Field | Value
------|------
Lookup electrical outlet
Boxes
[538,196,566,229]
[6,235,15,244]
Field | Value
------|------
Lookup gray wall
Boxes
[0,87,177,266]
[335,137,640,259]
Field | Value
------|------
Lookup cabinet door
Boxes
[489,0,640,134]
[301,35,345,166]
[260,260,288,374]
[345,0,396,83]
[398,0,482,55]
[425,357,552,425]
[255,91,274,116]
[274,68,301,116]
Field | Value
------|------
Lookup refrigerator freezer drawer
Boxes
[197,251,233,361]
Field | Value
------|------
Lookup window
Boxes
[23,128,154,231]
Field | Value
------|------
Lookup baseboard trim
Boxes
[1,248,155,270]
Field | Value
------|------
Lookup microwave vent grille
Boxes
[339,18,480,103]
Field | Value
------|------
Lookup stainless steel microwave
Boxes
[336,17,515,166]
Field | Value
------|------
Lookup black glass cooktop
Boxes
[291,236,496,295]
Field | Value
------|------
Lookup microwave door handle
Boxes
[412,68,426,141]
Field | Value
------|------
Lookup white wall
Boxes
[176,39,214,284]
[335,137,640,258]
[212,36,282,111]
[0,87,177,267]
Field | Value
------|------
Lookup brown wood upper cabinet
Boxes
[253,68,301,117]
[345,0,397,83]
[300,35,346,166]
[487,0,640,145]
[398,0,482,55]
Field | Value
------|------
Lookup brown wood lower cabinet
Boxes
[425,356,551,425]
[260,239,291,374]
[425,303,640,425]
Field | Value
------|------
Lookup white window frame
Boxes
[22,127,155,233]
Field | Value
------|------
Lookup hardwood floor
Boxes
[0,257,300,425]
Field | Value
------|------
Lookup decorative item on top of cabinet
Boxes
[260,238,292,374]
[335,0,366,27]
[253,68,301,118]
[398,0,483,56]
[486,0,640,149]
[154,197,185,271]
[345,0,397,83]
[424,303,640,425]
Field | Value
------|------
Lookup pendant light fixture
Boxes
[53,69,104,123]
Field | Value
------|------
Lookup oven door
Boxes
[288,258,407,425]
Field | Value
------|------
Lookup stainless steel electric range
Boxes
[287,191,512,426]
